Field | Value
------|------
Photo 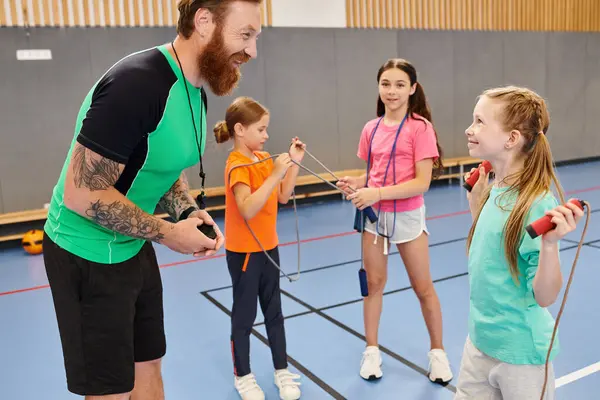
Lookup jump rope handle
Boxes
[198,223,218,240]
[363,206,377,223]
[359,268,369,297]
[357,207,376,297]
[463,160,493,192]
[179,206,218,240]
[526,199,586,239]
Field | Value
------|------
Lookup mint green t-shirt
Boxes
[467,186,560,365]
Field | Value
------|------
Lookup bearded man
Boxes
[42,1,262,399]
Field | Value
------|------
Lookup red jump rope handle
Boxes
[463,160,493,192]
[525,199,586,239]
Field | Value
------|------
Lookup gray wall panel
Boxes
[0,29,22,214]
[397,30,456,157]
[545,33,587,161]
[0,181,4,214]
[334,29,398,170]
[262,28,339,172]
[502,32,547,97]
[453,31,505,158]
[0,27,598,214]
[585,33,600,158]
[88,27,174,81]
[0,28,95,212]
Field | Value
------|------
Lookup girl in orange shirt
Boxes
[214,96,304,400]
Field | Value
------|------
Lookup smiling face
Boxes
[196,1,261,96]
[378,67,416,115]
[236,113,270,152]
[465,95,523,160]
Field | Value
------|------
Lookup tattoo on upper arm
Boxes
[158,174,196,220]
[72,144,122,191]
[86,199,166,242]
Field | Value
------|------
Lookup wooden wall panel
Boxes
[2,1,597,31]
[1,0,272,27]
[348,0,600,31]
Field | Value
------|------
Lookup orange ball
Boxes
[22,229,44,255]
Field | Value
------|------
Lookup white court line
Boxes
[556,362,600,388]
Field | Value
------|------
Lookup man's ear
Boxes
[194,7,214,38]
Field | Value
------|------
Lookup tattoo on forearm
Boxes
[72,144,121,191]
[86,200,166,242]
[158,176,196,220]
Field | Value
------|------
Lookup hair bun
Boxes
[213,120,230,144]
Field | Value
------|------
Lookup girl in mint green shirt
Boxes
[455,86,585,400]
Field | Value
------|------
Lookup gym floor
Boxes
[1,160,598,400]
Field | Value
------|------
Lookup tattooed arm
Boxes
[64,144,217,255]
[158,172,198,221]
[63,143,174,243]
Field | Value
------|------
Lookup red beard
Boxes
[198,25,251,96]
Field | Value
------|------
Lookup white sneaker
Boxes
[235,373,265,400]
[428,349,453,384]
[360,346,383,380]
[274,369,301,400]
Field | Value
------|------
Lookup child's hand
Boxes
[347,187,380,210]
[541,200,585,244]
[289,137,306,163]
[274,153,292,178]
[336,176,358,195]
[464,165,490,205]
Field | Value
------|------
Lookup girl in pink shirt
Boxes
[337,58,453,385]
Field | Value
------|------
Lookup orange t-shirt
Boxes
[224,151,279,253]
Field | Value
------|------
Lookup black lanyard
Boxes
[171,41,207,210]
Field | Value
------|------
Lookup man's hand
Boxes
[161,217,217,255]
[189,209,224,257]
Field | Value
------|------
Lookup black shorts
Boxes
[43,233,166,396]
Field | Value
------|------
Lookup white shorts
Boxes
[454,336,555,400]
[364,205,429,255]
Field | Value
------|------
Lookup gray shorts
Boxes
[454,336,555,400]
[364,205,429,255]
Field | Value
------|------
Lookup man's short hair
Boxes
[177,0,263,39]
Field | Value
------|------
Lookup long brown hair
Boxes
[466,86,565,283]
[376,58,444,178]
[214,96,269,143]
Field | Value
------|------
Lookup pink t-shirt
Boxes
[357,114,439,212]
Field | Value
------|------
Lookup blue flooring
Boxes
[0,160,598,399]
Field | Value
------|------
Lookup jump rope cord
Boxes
[540,201,591,400]
[227,147,361,282]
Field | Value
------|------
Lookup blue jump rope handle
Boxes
[364,206,377,223]
[356,208,374,297]
[359,268,369,297]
